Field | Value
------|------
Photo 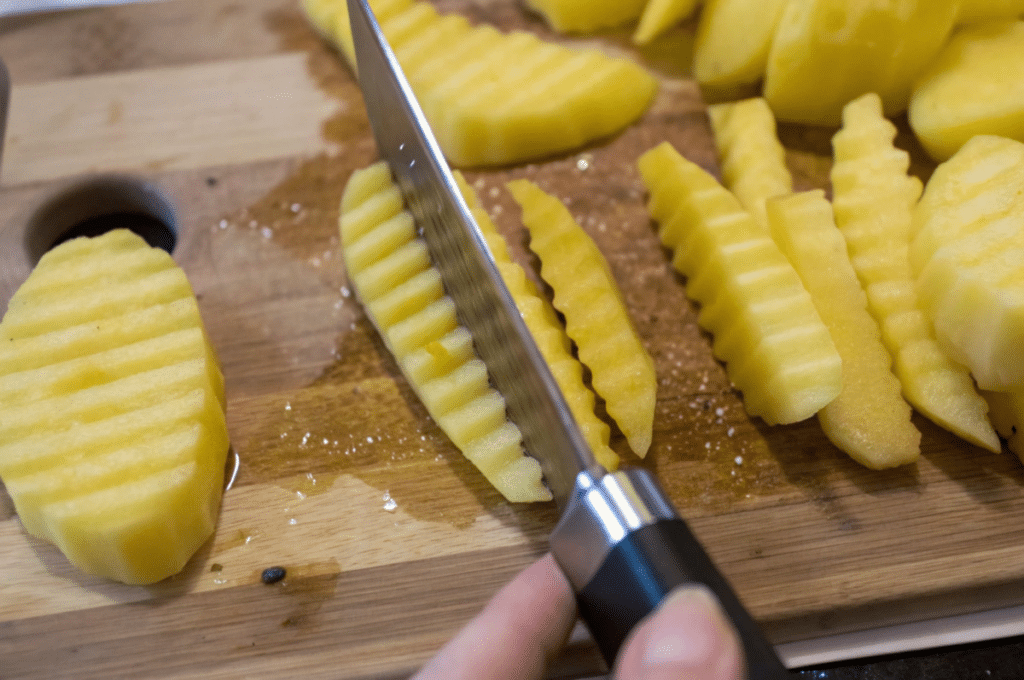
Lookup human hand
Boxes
[412,553,746,680]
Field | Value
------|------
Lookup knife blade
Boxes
[346,1,792,675]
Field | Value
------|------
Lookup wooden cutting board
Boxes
[2,1,1023,678]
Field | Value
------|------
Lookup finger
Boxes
[413,553,578,680]
[614,585,746,680]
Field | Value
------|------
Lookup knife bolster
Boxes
[549,467,678,591]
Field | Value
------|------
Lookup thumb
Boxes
[613,585,746,680]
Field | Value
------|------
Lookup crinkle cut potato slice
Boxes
[767,190,921,469]
[910,135,1024,391]
[638,142,842,426]
[707,96,793,229]
[508,179,657,458]
[0,229,229,585]
[452,173,621,472]
[831,93,999,452]
[302,0,658,167]
[339,161,550,503]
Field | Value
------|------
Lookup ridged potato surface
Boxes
[340,162,550,503]
[910,135,1024,391]
[832,94,999,452]
[453,174,620,472]
[707,97,792,229]
[303,0,657,167]
[508,179,656,458]
[0,229,228,585]
[638,142,842,426]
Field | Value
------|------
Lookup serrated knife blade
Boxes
[345,1,792,674]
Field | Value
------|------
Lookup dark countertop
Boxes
[796,635,1024,679]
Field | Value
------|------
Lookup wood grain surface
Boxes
[2,1,1023,678]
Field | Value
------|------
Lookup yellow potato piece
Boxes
[0,229,228,585]
[525,0,646,33]
[909,20,1024,162]
[764,0,958,125]
[693,0,787,94]
[638,142,841,425]
[508,180,656,458]
[981,390,1023,459]
[453,174,620,471]
[958,0,1024,24]
[305,0,657,167]
[910,135,1024,391]
[634,0,701,45]
[707,97,792,228]
[767,190,920,469]
[832,93,999,452]
[340,162,550,503]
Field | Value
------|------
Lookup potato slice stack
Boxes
[0,229,229,585]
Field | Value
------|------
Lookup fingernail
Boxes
[639,586,744,680]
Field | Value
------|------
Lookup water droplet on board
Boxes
[382,491,397,512]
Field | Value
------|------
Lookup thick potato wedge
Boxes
[768,190,920,469]
[910,135,1024,391]
[764,0,958,125]
[909,20,1024,161]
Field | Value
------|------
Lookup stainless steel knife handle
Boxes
[550,468,792,677]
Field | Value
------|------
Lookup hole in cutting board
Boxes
[24,175,177,264]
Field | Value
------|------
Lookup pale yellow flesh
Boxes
[909,20,1024,162]
[525,0,646,33]
[303,0,657,167]
[453,174,621,472]
[981,390,1024,459]
[957,0,1024,23]
[638,142,841,426]
[339,162,550,503]
[633,0,701,45]
[0,229,228,585]
[693,0,787,93]
[707,97,792,229]
[832,93,999,452]
[764,0,958,125]
[768,191,920,469]
[910,135,1024,391]
[509,180,657,458]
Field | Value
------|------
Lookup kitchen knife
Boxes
[346,0,791,675]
